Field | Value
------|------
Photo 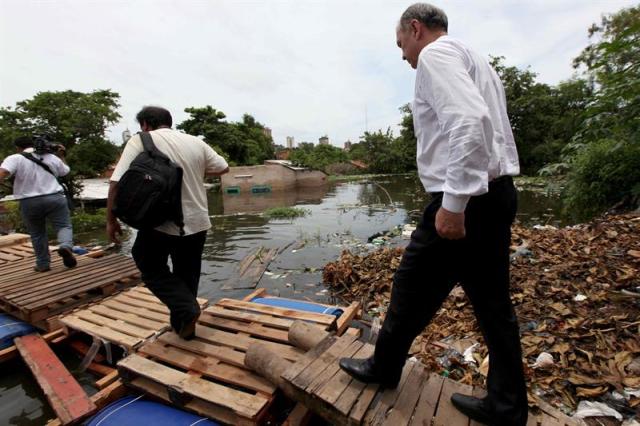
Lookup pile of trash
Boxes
[323,213,640,422]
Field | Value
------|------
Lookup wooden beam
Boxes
[15,334,96,424]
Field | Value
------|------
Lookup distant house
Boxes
[318,136,329,145]
[276,149,291,160]
[220,160,327,195]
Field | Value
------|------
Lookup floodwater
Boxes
[0,174,568,425]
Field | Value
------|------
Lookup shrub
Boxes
[564,139,640,220]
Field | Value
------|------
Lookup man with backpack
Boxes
[106,106,228,339]
[0,136,77,272]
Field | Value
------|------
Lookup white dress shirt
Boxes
[413,35,520,213]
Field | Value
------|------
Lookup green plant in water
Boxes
[263,206,310,219]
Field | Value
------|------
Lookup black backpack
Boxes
[112,132,185,235]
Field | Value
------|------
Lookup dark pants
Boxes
[374,177,527,426]
[131,229,206,332]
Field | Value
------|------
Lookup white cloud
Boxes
[1,0,636,147]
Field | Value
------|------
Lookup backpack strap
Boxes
[139,132,159,154]
[21,152,56,176]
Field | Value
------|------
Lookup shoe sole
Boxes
[58,247,77,268]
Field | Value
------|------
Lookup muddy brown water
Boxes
[0,174,568,425]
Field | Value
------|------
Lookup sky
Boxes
[0,0,636,148]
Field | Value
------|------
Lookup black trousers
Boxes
[374,177,527,426]
[131,229,206,332]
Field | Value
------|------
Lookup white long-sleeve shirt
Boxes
[413,35,520,213]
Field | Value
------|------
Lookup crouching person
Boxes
[106,106,228,339]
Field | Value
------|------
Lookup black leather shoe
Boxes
[451,393,493,425]
[339,356,400,388]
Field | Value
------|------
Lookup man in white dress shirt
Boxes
[339,4,527,425]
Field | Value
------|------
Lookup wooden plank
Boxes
[217,298,336,327]
[336,301,360,335]
[0,233,30,247]
[129,376,254,426]
[158,332,246,367]
[95,370,120,389]
[540,413,565,425]
[61,316,140,349]
[363,360,417,425]
[118,354,268,418]
[88,304,165,330]
[282,336,338,383]
[101,299,169,323]
[242,288,268,301]
[432,378,472,426]
[139,340,275,394]
[199,313,290,343]
[73,311,155,339]
[331,344,375,414]
[113,294,170,314]
[0,329,64,363]
[291,334,359,390]
[381,363,429,426]
[222,247,278,290]
[283,402,312,426]
[204,305,294,330]
[195,324,304,362]
[409,373,445,426]
[308,338,364,396]
[15,334,96,424]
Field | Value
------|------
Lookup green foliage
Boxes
[490,57,591,175]
[72,208,109,234]
[177,106,274,166]
[358,129,411,174]
[0,204,109,235]
[565,139,640,220]
[560,5,640,218]
[289,143,348,172]
[0,90,121,185]
[263,206,310,219]
[1,201,24,232]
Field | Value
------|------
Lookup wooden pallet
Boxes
[279,334,584,426]
[59,286,209,351]
[117,291,359,425]
[0,253,140,326]
[0,233,31,249]
[0,240,34,264]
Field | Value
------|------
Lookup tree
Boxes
[177,106,274,166]
[490,57,590,175]
[563,5,640,218]
[0,90,121,179]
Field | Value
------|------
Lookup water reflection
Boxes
[220,185,328,215]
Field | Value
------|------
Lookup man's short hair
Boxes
[14,136,33,149]
[136,106,172,130]
[400,3,448,32]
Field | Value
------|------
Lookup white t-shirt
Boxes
[110,128,228,236]
[413,35,520,213]
[0,149,69,199]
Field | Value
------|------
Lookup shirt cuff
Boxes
[441,193,470,213]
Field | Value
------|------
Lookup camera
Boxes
[33,135,62,155]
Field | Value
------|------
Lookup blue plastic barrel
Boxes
[86,395,219,426]
[0,314,36,349]
[251,297,343,317]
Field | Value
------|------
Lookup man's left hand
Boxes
[435,207,466,239]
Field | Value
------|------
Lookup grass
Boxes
[263,206,310,219]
